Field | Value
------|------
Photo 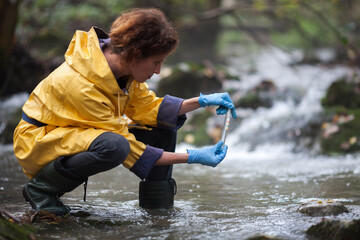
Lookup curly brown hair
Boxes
[109,8,178,63]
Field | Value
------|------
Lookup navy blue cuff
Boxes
[157,95,187,131]
[130,145,164,180]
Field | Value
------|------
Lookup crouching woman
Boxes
[13,8,237,215]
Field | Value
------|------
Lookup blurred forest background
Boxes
[1,0,359,98]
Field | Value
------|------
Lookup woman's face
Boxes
[129,53,168,83]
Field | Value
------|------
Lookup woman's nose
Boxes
[154,64,161,74]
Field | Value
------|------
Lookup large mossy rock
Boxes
[235,80,277,109]
[320,76,360,154]
[234,80,302,110]
[156,63,223,99]
[320,107,360,154]
[322,78,360,109]
[306,219,360,240]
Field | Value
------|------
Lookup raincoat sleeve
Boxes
[125,82,186,130]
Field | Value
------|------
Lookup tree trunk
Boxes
[0,0,20,97]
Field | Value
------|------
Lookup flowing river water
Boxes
[1,48,360,239]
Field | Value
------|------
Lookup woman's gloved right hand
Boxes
[187,141,228,167]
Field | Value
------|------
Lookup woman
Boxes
[13,8,237,215]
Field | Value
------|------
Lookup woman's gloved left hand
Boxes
[198,92,237,119]
[187,141,228,167]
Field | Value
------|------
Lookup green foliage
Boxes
[217,30,243,53]
[14,0,360,64]
[253,0,267,12]
[16,0,132,60]
[217,0,360,62]
[270,29,303,48]
[270,18,336,48]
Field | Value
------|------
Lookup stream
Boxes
[1,48,360,239]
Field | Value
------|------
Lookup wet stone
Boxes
[71,210,91,218]
[297,199,349,216]
[246,234,284,240]
[306,219,360,240]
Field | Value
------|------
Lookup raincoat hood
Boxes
[65,27,119,95]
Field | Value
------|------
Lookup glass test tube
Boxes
[220,109,231,145]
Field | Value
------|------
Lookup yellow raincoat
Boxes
[13,27,184,179]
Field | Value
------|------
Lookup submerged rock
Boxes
[235,80,277,109]
[321,77,360,109]
[297,199,349,216]
[306,219,360,240]
[246,234,284,240]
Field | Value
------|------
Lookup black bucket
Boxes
[139,178,177,209]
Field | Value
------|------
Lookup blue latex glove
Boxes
[187,141,228,167]
[198,92,237,119]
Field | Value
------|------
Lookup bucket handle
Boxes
[169,178,177,195]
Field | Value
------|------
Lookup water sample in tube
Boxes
[221,109,231,145]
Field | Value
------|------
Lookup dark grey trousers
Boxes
[55,128,176,181]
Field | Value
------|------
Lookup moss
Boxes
[0,218,37,240]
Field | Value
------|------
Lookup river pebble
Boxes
[297,199,349,216]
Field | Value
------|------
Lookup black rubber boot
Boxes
[22,161,86,216]
[139,178,177,209]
